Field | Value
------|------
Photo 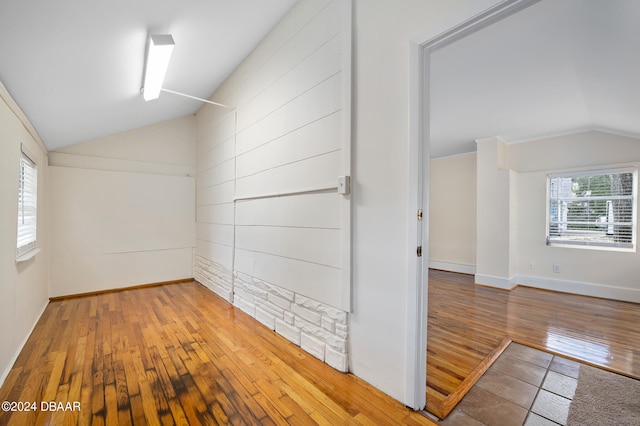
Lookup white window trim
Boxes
[546,167,637,252]
[16,144,39,262]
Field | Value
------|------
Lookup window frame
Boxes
[16,145,38,261]
[546,167,637,252]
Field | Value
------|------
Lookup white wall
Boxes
[429,153,477,274]
[432,130,640,302]
[475,137,518,288]
[513,131,640,301]
[0,83,49,385]
[194,0,350,309]
[350,0,502,404]
[193,0,351,371]
[48,116,196,297]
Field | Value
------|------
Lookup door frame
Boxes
[404,0,541,410]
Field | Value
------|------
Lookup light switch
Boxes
[338,176,350,195]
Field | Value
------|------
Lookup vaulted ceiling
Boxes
[1,1,638,157]
[430,0,640,158]
[0,0,297,151]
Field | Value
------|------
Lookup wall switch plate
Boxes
[338,175,350,195]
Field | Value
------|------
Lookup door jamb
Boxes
[404,0,541,410]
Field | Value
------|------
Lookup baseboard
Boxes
[0,300,49,388]
[517,274,640,304]
[49,278,194,301]
[428,260,476,275]
[474,273,518,290]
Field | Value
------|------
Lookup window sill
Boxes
[16,247,41,263]
[547,243,635,253]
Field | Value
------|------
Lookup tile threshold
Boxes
[438,341,619,426]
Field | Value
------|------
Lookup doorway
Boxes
[405,0,542,412]
[412,1,637,416]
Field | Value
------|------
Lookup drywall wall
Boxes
[0,83,49,385]
[475,137,518,288]
[433,131,640,301]
[48,116,196,297]
[429,153,477,274]
[350,0,502,405]
[512,131,640,301]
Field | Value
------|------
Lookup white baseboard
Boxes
[474,273,518,290]
[517,274,640,303]
[0,300,49,387]
[428,260,476,275]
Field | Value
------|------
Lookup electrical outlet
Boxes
[528,261,534,269]
[553,264,560,273]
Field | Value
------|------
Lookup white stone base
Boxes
[234,272,349,372]
[192,261,350,372]
[193,255,233,302]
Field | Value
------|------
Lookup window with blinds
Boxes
[17,149,38,258]
[547,168,636,250]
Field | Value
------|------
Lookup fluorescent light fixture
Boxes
[142,34,175,101]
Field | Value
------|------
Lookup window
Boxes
[547,168,637,250]
[17,147,38,259]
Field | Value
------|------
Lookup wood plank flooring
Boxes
[426,269,640,419]
[0,282,437,426]
[4,270,638,424]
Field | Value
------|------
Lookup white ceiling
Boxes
[430,0,640,158]
[0,0,297,151]
[1,1,637,156]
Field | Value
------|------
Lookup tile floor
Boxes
[438,342,585,426]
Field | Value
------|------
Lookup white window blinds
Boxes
[17,148,37,258]
[547,168,636,250]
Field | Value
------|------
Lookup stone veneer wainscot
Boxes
[193,254,349,372]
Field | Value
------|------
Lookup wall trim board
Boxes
[48,278,194,301]
[339,0,353,313]
[429,260,476,275]
[0,300,48,388]
[517,274,640,304]
[234,185,338,202]
[472,272,640,303]
[48,152,196,177]
[507,126,640,146]
[474,273,518,290]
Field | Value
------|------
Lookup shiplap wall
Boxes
[195,0,350,311]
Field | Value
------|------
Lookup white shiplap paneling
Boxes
[195,0,350,310]
[196,109,236,157]
[196,181,235,207]
[195,203,234,225]
[216,0,337,108]
[196,223,234,247]
[235,150,340,199]
[235,192,340,229]
[234,248,342,305]
[235,226,341,268]
[235,71,342,156]
[236,110,341,178]
[235,32,342,131]
[195,240,233,269]
[196,157,235,189]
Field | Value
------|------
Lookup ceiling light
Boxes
[139,33,232,109]
[141,34,175,101]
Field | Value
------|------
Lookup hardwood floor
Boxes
[4,271,638,424]
[426,269,640,419]
[0,282,438,426]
